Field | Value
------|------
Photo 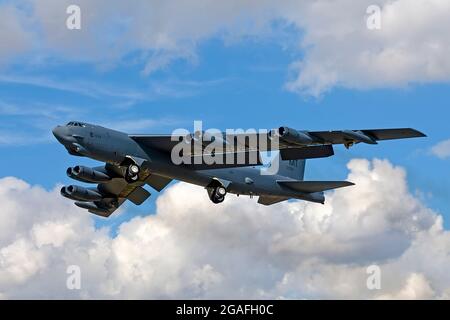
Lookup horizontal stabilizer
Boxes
[277,180,354,193]
[258,196,289,206]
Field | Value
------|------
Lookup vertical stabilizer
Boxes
[271,153,306,180]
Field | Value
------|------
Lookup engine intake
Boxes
[67,165,111,183]
[277,127,314,146]
[61,185,103,201]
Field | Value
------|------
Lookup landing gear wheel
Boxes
[212,197,224,204]
[125,174,139,183]
[210,186,227,204]
[125,163,140,183]
[217,187,226,197]
[128,164,140,175]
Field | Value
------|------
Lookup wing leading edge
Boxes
[306,128,426,146]
[130,127,425,163]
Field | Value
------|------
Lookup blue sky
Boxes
[1,37,449,229]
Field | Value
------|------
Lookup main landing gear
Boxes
[125,163,140,183]
[209,186,227,204]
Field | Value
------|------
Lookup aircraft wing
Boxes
[304,128,426,146]
[130,134,266,167]
[73,164,171,217]
[129,134,334,162]
[129,127,425,162]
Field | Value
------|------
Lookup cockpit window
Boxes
[66,122,86,127]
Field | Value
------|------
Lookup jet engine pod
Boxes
[277,127,314,146]
[67,165,111,183]
[61,185,103,201]
[342,130,377,145]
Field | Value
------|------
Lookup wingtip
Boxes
[411,128,427,138]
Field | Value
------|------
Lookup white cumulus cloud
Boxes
[1,0,450,95]
[0,158,449,299]
[283,0,450,95]
[431,139,450,159]
[0,5,32,64]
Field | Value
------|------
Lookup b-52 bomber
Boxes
[53,122,425,217]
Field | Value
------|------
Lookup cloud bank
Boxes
[431,139,450,159]
[1,0,450,95]
[1,158,449,299]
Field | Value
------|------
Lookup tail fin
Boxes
[271,152,306,180]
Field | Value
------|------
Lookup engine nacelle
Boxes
[342,130,377,145]
[61,185,103,201]
[67,166,111,183]
[277,127,314,145]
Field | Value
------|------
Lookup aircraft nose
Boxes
[52,125,71,144]
[52,125,62,140]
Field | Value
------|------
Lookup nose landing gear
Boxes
[209,186,227,204]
